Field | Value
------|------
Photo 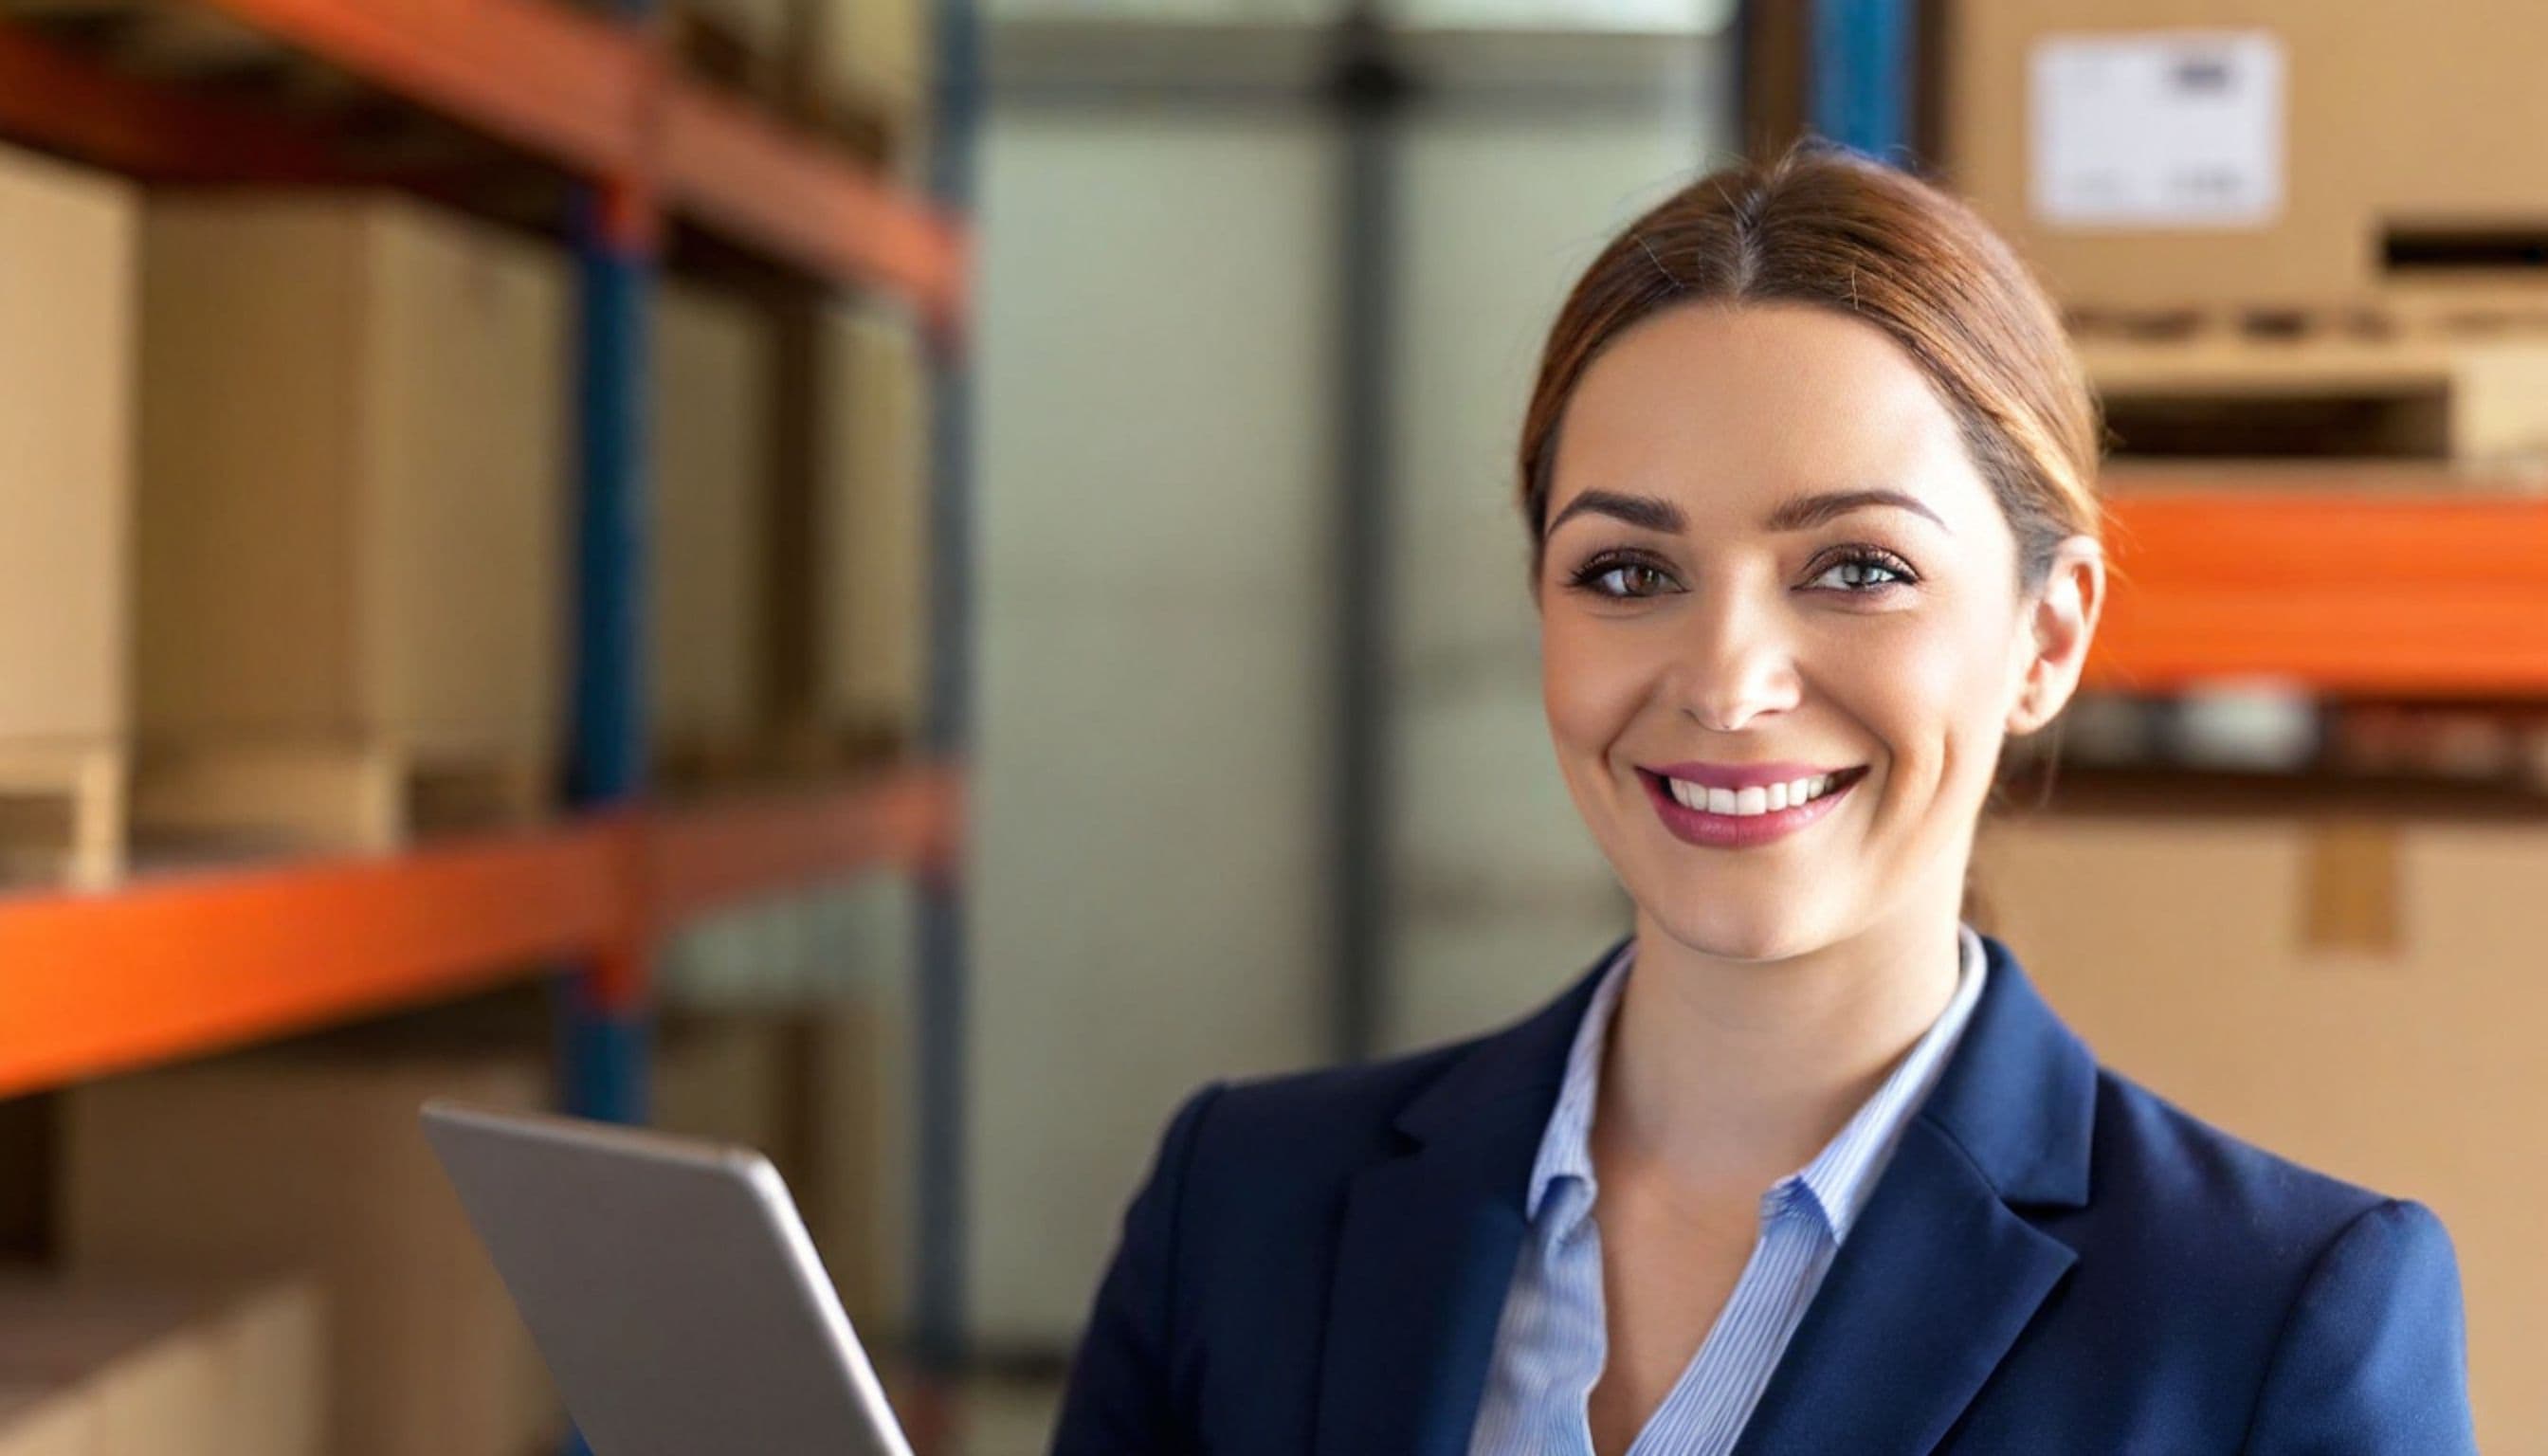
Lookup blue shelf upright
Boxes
[1811,0,1915,160]
[560,8,660,1131]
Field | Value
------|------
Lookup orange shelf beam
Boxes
[663,86,968,329]
[173,0,966,312]
[0,22,347,181]
[2093,490,2548,696]
[0,827,622,1101]
[195,0,646,177]
[646,762,964,924]
[0,763,961,1100]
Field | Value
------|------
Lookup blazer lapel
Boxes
[1311,937,1626,1456]
[1731,934,2101,1456]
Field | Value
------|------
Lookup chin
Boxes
[1638,889,1840,965]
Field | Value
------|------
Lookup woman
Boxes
[1049,147,2477,1455]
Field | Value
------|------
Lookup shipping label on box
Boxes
[2029,29,2286,229]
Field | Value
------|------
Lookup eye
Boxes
[1566,551,1682,600]
[1808,547,1918,594]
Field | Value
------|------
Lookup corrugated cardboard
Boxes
[0,140,131,746]
[1938,0,2548,312]
[818,304,930,742]
[798,998,906,1340]
[222,1279,324,1456]
[810,0,932,129]
[652,282,777,764]
[0,1273,318,1456]
[59,1038,559,1456]
[0,1388,91,1456]
[652,1011,791,1160]
[1973,809,2548,1452]
[132,192,567,755]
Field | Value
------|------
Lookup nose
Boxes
[1671,584,1803,733]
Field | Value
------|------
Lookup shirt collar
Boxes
[1522,922,1992,1243]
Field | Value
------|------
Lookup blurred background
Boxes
[0,0,2539,1452]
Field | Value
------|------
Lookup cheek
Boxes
[1539,610,1651,764]
[1828,603,2014,789]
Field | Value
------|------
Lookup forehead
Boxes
[1546,301,1993,533]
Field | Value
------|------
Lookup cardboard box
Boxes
[131,193,567,837]
[0,142,134,887]
[652,1010,791,1159]
[809,0,932,143]
[652,283,777,769]
[816,305,930,744]
[0,1389,90,1456]
[797,998,907,1340]
[0,1273,320,1456]
[1972,808,2548,1453]
[0,141,130,748]
[1938,0,2548,313]
[59,1036,559,1456]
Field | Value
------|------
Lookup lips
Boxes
[1636,764,1868,849]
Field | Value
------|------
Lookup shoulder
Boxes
[2072,1064,2469,1381]
[1168,1032,1493,1189]
[2084,1064,2400,1247]
[2084,1071,2478,1450]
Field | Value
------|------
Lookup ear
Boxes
[2006,536,2106,737]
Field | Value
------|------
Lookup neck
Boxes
[1592,902,1965,1200]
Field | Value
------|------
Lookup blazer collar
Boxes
[1314,929,2100,1456]
[1312,936,1624,1456]
[1728,931,2097,1454]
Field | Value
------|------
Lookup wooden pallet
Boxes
[132,738,553,857]
[2069,288,2548,345]
[2079,323,2548,469]
[0,741,125,890]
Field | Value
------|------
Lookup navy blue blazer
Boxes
[1050,931,2479,1454]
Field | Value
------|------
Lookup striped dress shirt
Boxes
[1465,921,1991,1456]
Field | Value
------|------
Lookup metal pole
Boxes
[1326,8,1408,1065]
[912,0,983,1419]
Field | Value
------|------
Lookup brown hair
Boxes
[1519,143,2104,591]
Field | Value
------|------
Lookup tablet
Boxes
[421,1100,915,1456]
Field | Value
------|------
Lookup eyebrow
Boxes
[1541,486,1951,538]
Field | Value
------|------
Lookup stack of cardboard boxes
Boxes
[1938,6,2548,1447]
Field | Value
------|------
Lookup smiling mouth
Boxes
[1632,765,1871,848]
[1641,765,1870,817]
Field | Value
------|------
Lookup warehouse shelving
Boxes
[0,0,966,325]
[0,0,967,1051]
[2095,487,2548,697]
[0,763,961,1103]
[1793,0,2548,705]
[0,0,977,1401]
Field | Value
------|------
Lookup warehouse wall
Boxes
[971,110,1341,1343]
[1383,86,1727,1054]
[969,35,1734,1344]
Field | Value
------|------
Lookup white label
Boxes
[2029,30,2285,229]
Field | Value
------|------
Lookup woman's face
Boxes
[1536,301,2100,963]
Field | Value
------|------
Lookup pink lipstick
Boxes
[1636,763,1867,849]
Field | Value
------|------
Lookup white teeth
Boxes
[1665,770,1852,817]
